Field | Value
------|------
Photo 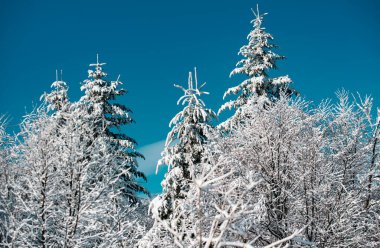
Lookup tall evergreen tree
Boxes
[219,6,294,129]
[79,55,148,203]
[151,68,216,220]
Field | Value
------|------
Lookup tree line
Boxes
[1,7,379,248]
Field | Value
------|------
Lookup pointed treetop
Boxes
[251,4,259,18]
[87,54,107,80]
[174,67,209,102]
[50,69,68,90]
[52,69,66,87]
[194,67,198,90]
[251,4,268,27]
[55,69,64,82]
[89,53,106,69]
[188,71,192,90]
[41,69,68,111]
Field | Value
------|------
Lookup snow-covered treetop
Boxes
[158,67,217,173]
[219,5,293,117]
[41,70,69,112]
[80,55,134,137]
[168,69,215,143]
[163,68,216,150]
[88,53,107,81]
[81,54,111,105]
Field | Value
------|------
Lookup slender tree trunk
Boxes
[365,122,379,209]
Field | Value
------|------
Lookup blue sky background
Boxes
[1,0,379,194]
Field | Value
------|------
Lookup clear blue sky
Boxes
[1,0,379,194]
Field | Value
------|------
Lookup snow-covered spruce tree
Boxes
[154,68,216,219]
[79,55,148,203]
[76,56,150,246]
[219,6,293,130]
[40,70,71,139]
[139,69,216,247]
[41,70,69,113]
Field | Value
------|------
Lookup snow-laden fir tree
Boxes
[41,70,69,113]
[80,55,148,203]
[219,6,294,130]
[152,68,217,221]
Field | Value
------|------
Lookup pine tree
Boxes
[219,6,293,129]
[151,68,216,220]
[79,55,147,203]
